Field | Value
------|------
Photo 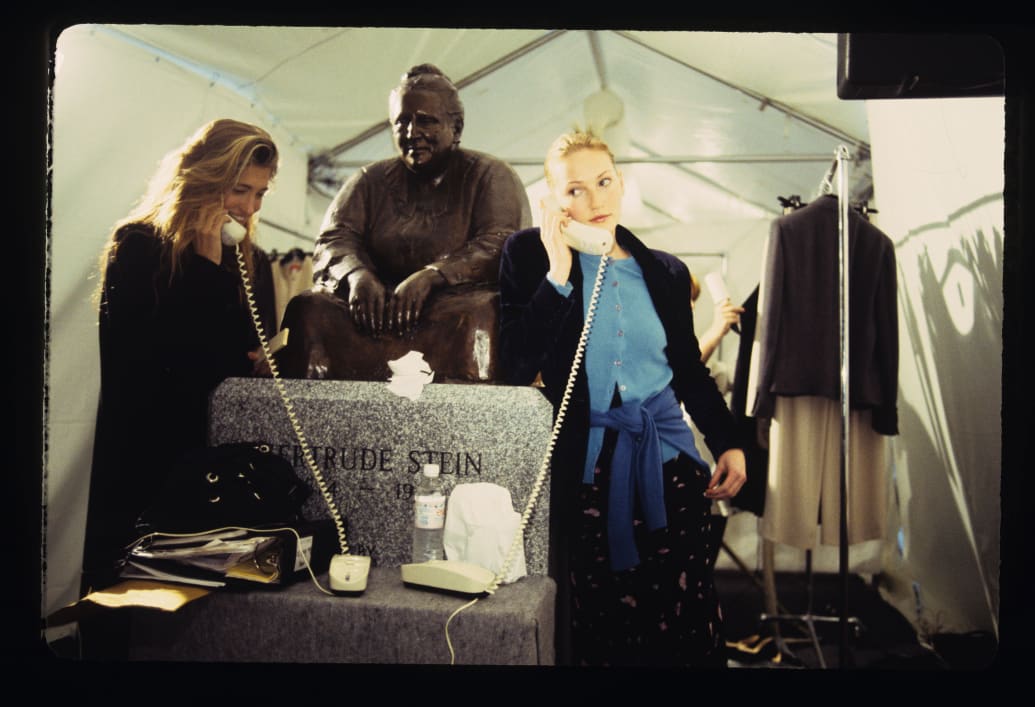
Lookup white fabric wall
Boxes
[866,96,1004,637]
[44,25,311,626]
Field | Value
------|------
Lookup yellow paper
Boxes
[83,580,212,612]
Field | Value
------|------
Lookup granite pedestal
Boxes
[208,378,555,574]
[130,379,561,665]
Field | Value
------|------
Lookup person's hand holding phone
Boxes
[195,209,234,264]
[540,196,573,286]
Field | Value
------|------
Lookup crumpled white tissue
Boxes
[386,350,434,401]
[443,483,527,584]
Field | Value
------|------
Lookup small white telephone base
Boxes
[400,559,495,596]
[329,554,371,595]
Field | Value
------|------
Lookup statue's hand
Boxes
[389,268,444,334]
[347,269,388,335]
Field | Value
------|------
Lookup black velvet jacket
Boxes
[498,224,743,523]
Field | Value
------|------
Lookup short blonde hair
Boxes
[543,131,617,187]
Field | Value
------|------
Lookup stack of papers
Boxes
[121,529,284,588]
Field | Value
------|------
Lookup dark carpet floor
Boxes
[713,567,998,671]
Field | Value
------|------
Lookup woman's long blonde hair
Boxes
[97,119,279,303]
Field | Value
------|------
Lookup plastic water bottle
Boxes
[412,464,446,562]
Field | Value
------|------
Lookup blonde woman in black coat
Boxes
[499,131,746,667]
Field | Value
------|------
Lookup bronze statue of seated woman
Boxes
[276,64,531,382]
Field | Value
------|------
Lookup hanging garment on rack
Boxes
[726,286,768,517]
[270,249,313,330]
[746,195,898,548]
[748,195,899,433]
[762,395,888,549]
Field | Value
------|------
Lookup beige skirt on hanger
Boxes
[761,395,889,549]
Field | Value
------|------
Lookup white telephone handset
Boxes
[703,271,740,334]
[541,196,615,256]
[221,216,248,246]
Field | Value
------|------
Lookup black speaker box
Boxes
[837,33,1004,100]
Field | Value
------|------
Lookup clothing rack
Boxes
[759,148,861,669]
[268,248,312,264]
[779,192,876,220]
[834,145,854,669]
[777,194,807,212]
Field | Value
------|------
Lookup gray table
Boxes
[128,568,556,665]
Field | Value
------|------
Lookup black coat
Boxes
[499,224,745,664]
[82,224,276,590]
[499,224,742,528]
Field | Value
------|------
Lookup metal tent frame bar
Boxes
[323,153,842,169]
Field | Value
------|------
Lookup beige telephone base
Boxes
[401,559,495,595]
[329,554,371,594]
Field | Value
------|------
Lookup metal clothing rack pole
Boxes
[720,540,808,619]
[758,147,862,669]
[759,542,829,667]
[835,144,853,669]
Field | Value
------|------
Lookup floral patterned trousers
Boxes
[568,430,727,668]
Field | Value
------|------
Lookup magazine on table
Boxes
[119,524,329,588]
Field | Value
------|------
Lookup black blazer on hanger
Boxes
[751,195,899,435]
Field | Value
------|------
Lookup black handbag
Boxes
[135,442,312,535]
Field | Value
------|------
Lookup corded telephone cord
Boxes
[441,253,612,662]
[487,252,610,594]
[240,242,612,662]
[235,246,352,559]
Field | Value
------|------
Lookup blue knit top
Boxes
[549,252,706,570]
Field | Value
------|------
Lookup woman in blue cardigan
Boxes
[499,132,746,667]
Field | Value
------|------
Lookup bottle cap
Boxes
[422,463,440,477]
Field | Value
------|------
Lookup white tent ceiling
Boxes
[97,25,874,254]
